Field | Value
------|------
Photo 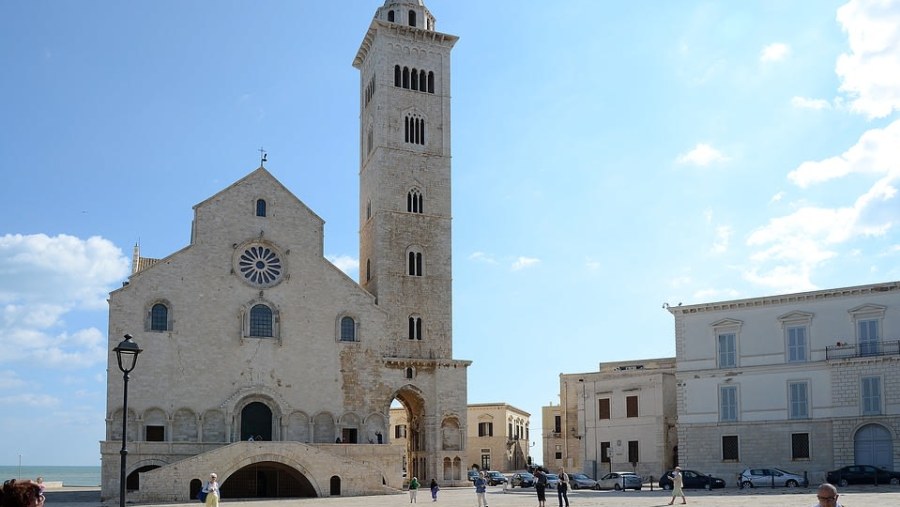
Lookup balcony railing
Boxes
[825,340,900,360]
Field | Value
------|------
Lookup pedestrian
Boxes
[408,476,419,503]
[33,479,43,496]
[667,466,685,505]
[813,483,842,507]
[1,479,45,507]
[534,467,547,507]
[473,471,488,507]
[204,473,220,507]
[557,468,569,507]
[429,478,439,502]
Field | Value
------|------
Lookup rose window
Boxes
[237,244,283,287]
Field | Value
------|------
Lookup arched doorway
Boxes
[241,402,273,441]
[854,424,892,468]
[393,387,427,482]
[126,465,159,491]
[221,461,316,498]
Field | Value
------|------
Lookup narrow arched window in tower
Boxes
[394,65,401,87]
[366,200,372,220]
[406,367,414,379]
[388,10,395,22]
[407,189,423,213]
[367,126,374,154]
[256,199,267,217]
[419,118,425,144]
[408,316,423,340]
[366,259,371,281]
[411,68,419,91]
[250,304,273,337]
[409,10,417,27]
[402,67,410,89]
[419,70,426,92]
[407,250,423,276]
[150,303,168,331]
[428,72,435,93]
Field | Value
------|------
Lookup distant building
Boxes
[392,403,531,473]
[546,359,677,480]
[101,0,470,501]
[667,281,900,483]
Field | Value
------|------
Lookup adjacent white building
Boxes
[667,281,900,483]
[545,359,677,480]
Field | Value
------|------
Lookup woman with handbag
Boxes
[203,473,220,507]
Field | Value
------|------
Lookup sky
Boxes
[1,0,899,467]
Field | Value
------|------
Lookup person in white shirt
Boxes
[813,483,842,507]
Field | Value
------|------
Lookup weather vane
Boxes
[258,147,268,167]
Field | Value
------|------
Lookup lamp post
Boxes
[114,334,143,507]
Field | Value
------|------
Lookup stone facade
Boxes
[391,404,531,474]
[668,281,900,485]
[101,0,470,501]
[465,404,531,472]
[545,359,677,480]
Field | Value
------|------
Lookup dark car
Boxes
[568,473,598,490]
[511,472,535,488]
[658,469,726,490]
[826,465,900,486]
[467,470,480,483]
[486,471,508,486]
[739,467,808,488]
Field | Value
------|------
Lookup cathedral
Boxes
[100,0,470,501]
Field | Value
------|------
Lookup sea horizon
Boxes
[0,465,101,487]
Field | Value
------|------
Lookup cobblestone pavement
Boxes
[46,485,900,507]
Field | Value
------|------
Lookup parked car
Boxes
[467,470,480,483]
[658,469,726,490]
[544,473,560,489]
[568,473,598,490]
[598,471,643,491]
[739,468,808,488]
[511,472,535,488]
[826,465,900,486]
[486,471,508,486]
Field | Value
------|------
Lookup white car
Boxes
[597,471,642,490]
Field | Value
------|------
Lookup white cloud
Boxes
[0,234,129,367]
[770,191,785,203]
[676,143,729,167]
[760,42,790,62]
[791,96,832,110]
[789,119,900,188]
[0,393,60,408]
[0,370,26,389]
[711,225,732,254]
[326,254,358,276]
[692,287,740,301]
[835,0,900,118]
[511,257,540,271]
[468,251,498,264]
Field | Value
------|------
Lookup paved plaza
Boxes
[45,485,900,507]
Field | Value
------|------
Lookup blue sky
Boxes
[1,0,899,467]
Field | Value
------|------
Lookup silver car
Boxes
[738,468,808,488]
[598,471,642,490]
[568,473,598,490]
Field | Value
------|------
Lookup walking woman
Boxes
[205,473,220,507]
[667,467,686,505]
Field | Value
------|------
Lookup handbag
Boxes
[198,490,208,502]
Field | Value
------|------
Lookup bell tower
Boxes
[354,0,457,360]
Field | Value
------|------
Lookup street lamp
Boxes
[114,334,142,507]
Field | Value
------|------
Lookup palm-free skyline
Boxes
[1,0,898,465]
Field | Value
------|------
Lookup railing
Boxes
[826,340,900,360]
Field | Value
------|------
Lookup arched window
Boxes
[394,65,401,87]
[340,316,356,342]
[428,72,435,93]
[402,67,410,89]
[419,70,426,92]
[407,189,423,213]
[388,10,395,22]
[411,68,419,91]
[404,114,425,145]
[250,304,273,337]
[406,367,414,379]
[366,200,372,220]
[366,259,371,281]
[409,10,416,27]
[408,251,422,276]
[408,316,423,340]
[150,303,168,331]
[256,199,267,217]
